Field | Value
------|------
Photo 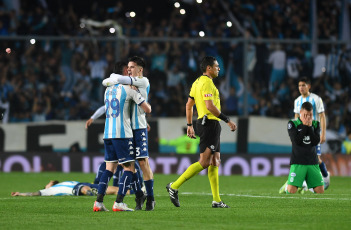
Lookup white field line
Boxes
[177,192,351,201]
[2,193,350,201]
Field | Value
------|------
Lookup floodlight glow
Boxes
[109,28,116,33]
[180,9,186,14]
[227,21,232,27]
[199,31,205,37]
[130,11,136,17]
[174,2,180,8]
[30,39,36,44]
[196,0,202,3]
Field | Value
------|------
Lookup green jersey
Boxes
[287,118,320,165]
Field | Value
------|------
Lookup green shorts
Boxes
[287,164,324,189]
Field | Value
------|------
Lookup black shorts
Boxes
[196,119,221,153]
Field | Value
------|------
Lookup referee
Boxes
[166,56,237,208]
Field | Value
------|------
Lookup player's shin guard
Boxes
[116,171,133,202]
[131,172,143,197]
[144,180,154,198]
[113,165,124,187]
[208,165,221,202]
[97,170,113,202]
[319,162,328,177]
[171,162,204,189]
[94,162,106,184]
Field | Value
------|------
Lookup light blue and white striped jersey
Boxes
[103,74,150,130]
[39,181,79,196]
[130,77,150,130]
[104,84,145,139]
[294,93,324,121]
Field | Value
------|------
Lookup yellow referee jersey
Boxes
[189,75,220,121]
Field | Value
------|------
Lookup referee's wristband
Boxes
[187,123,193,126]
[218,113,230,123]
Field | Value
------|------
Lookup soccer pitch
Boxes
[1,173,350,230]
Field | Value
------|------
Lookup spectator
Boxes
[268,44,286,93]
[88,53,107,104]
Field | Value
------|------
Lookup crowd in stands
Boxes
[0,0,350,140]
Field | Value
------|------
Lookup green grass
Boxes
[1,173,350,230]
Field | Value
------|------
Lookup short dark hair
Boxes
[113,61,127,74]
[298,77,311,85]
[301,101,313,111]
[200,56,217,73]
[129,56,145,68]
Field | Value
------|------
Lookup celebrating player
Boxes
[86,61,144,194]
[102,56,155,211]
[93,76,151,212]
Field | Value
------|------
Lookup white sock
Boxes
[302,181,307,188]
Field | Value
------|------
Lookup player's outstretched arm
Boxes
[85,118,94,129]
[11,191,41,196]
[103,73,148,88]
[102,73,121,86]
[85,106,105,129]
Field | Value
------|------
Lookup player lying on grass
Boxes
[11,180,123,196]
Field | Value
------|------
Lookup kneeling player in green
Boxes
[286,101,324,194]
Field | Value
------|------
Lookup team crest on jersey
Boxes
[204,94,213,97]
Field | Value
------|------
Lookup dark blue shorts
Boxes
[133,129,149,159]
[73,183,99,196]
[104,138,135,164]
